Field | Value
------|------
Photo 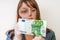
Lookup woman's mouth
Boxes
[28,18,33,19]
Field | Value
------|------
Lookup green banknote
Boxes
[18,19,46,37]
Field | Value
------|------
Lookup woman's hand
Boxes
[32,36,45,40]
[14,26,22,40]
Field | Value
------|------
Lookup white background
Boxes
[0,0,60,40]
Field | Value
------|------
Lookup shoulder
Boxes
[6,29,15,40]
[47,28,55,35]
[46,28,56,40]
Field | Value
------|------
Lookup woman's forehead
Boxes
[20,2,35,9]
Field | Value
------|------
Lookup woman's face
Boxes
[19,2,37,20]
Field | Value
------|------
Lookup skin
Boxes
[14,2,45,40]
[19,2,37,20]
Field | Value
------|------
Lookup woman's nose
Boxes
[28,11,32,16]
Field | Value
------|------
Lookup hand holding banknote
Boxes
[32,36,45,40]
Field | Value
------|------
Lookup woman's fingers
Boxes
[32,36,41,40]
[14,26,22,36]
[32,36,45,40]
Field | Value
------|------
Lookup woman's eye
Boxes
[21,10,27,13]
[32,9,36,12]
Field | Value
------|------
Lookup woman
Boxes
[6,0,56,40]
